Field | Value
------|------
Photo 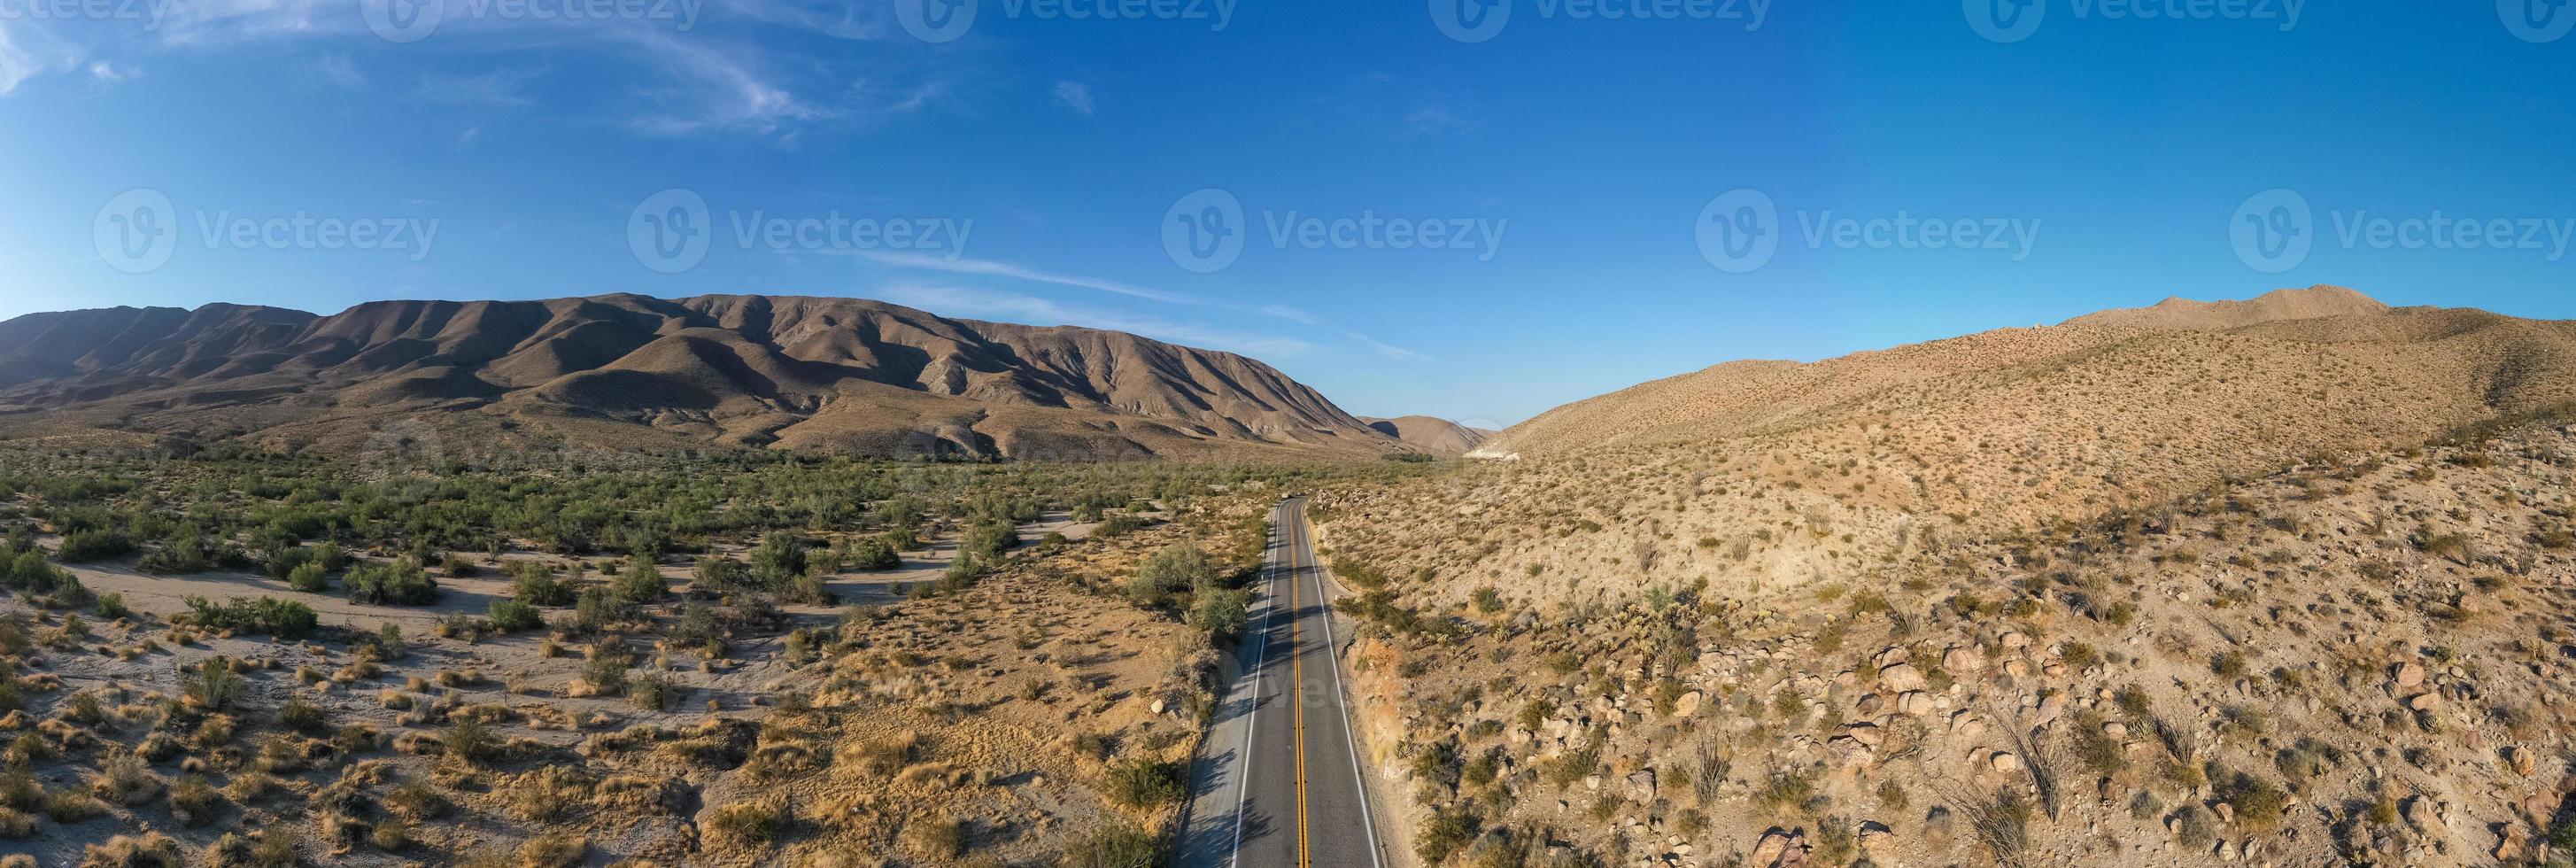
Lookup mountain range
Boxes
[0,294,1439,461]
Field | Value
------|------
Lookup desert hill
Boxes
[0,294,1400,461]
[1311,285,2576,868]
[1468,285,2576,529]
[1362,415,1489,457]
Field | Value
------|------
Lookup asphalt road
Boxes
[1177,496,1388,868]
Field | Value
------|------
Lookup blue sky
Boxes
[3,1,2572,425]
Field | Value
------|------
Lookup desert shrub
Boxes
[1416,804,1480,864]
[707,799,791,846]
[81,832,184,867]
[346,558,438,605]
[511,562,573,606]
[2214,770,2290,832]
[611,559,667,605]
[1188,585,1251,640]
[1094,514,1149,539]
[185,596,318,639]
[439,553,476,577]
[56,529,135,562]
[285,562,329,593]
[1104,757,1186,809]
[486,601,543,632]
[445,717,497,763]
[276,698,329,733]
[168,774,221,826]
[847,538,901,570]
[750,531,808,589]
[584,645,634,695]
[95,593,129,620]
[187,661,244,711]
[1127,543,1216,606]
[1962,786,2034,867]
[1065,823,1159,868]
[903,814,965,859]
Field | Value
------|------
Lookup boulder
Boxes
[1858,821,1898,864]
[1991,751,2023,773]
[2408,693,2443,712]
[1898,692,1936,717]
[2394,662,2426,690]
[1879,663,1927,692]
[1943,646,1984,673]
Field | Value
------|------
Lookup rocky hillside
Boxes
[0,294,1397,461]
[1318,412,2576,868]
[1365,415,1491,457]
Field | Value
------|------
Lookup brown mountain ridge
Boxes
[0,293,1404,460]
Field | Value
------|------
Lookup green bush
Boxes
[487,600,543,632]
[511,562,573,606]
[286,562,329,593]
[611,559,666,605]
[1103,758,1186,809]
[346,558,437,605]
[56,529,135,562]
[185,596,319,639]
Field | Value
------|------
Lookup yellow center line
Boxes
[1290,508,1311,868]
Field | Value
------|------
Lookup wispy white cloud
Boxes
[0,0,949,141]
[1259,305,1429,360]
[1052,81,1094,116]
[87,60,138,83]
[877,283,1314,359]
[857,252,1198,305]
[860,254,1430,361]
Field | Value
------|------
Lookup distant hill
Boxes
[0,294,1399,461]
[1361,415,1489,457]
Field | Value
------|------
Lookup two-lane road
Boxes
[1178,496,1388,868]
